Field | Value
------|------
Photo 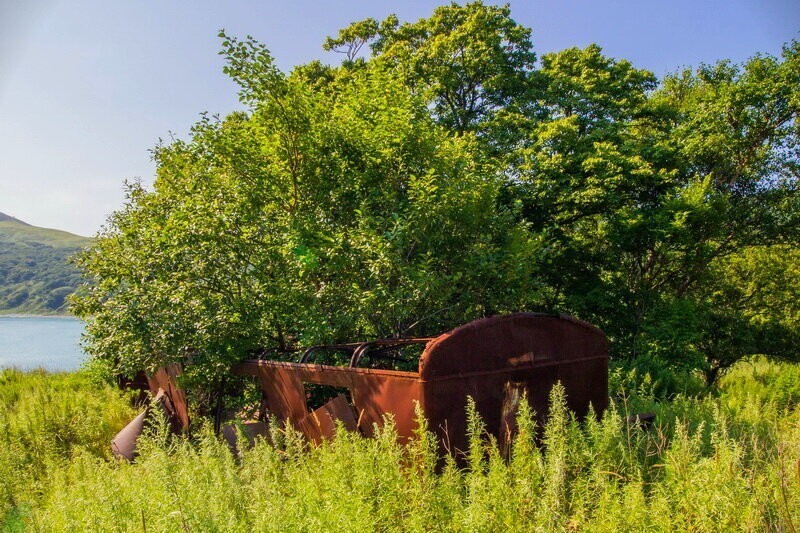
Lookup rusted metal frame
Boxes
[112,314,611,464]
[297,338,432,365]
[233,360,420,384]
[298,344,359,364]
[352,342,425,366]
[349,338,434,368]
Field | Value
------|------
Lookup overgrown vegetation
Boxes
[5,2,798,529]
[0,213,89,315]
[0,370,135,529]
[1,360,798,530]
[72,2,799,396]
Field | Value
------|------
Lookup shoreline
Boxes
[0,314,80,319]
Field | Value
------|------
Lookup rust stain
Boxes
[499,381,525,459]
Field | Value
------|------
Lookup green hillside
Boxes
[0,213,90,314]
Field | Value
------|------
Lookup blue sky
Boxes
[1,0,797,236]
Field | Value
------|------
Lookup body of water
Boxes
[0,316,86,371]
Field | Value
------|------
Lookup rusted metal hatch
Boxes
[113,313,608,459]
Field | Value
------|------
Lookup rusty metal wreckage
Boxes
[112,313,609,461]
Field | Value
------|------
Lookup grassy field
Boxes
[1,359,798,531]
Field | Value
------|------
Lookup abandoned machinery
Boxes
[112,313,609,460]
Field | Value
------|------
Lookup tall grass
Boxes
[2,359,798,531]
[0,369,136,530]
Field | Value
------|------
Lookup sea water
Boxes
[0,316,86,371]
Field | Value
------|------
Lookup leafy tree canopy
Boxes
[74,28,541,385]
[75,2,799,393]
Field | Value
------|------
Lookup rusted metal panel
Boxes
[350,371,422,440]
[418,313,607,380]
[297,394,358,444]
[232,360,424,442]
[417,314,608,455]
[111,408,148,461]
[147,363,189,431]
[221,421,270,452]
[111,388,173,461]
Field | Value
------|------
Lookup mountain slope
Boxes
[0,213,91,314]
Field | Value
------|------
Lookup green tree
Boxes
[694,245,800,383]
[330,2,536,133]
[510,42,800,381]
[73,32,540,389]
[75,4,800,396]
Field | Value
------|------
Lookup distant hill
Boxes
[0,213,91,315]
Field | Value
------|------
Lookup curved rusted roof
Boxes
[418,312,607,380]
